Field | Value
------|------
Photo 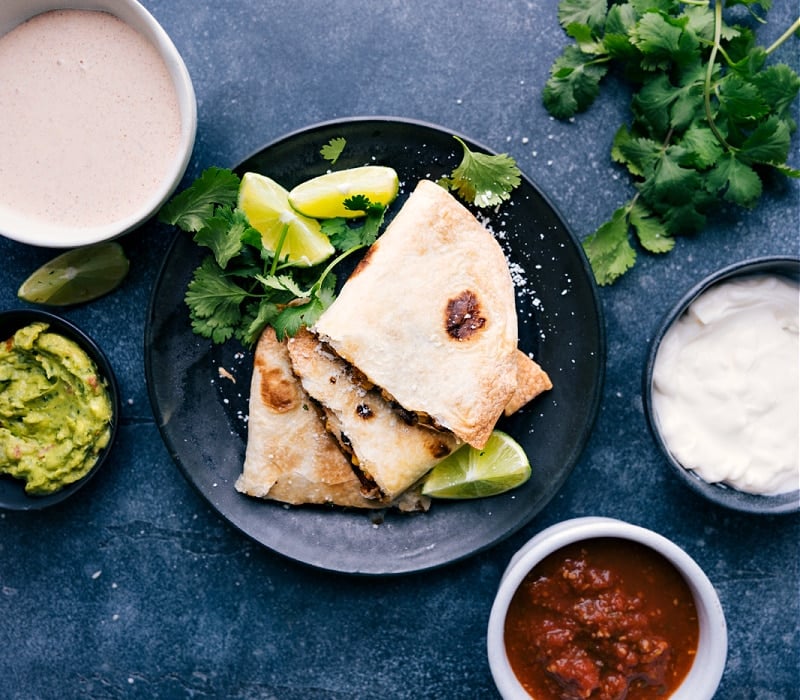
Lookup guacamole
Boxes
[0,322,113,495]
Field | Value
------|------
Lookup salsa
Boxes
[0,322,113,495]
[504,537,699,700]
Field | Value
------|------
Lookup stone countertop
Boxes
[1,1,798,697]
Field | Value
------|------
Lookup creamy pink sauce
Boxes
[0,10,181,229]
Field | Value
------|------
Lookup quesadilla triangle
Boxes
[313,179,519,449]
[287,328,462,501]
[235,327,427,511]
[504,349,553,417]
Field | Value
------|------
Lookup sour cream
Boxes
[652,274,799,496]
[0,9,181,230]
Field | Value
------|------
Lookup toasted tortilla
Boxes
[504,350,553,416]
[236,327,426,510]
[287,328,462,500]
[313,179,518,449]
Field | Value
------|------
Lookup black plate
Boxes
[144,117,605,575]
[0,309,120,511]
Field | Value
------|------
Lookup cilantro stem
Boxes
[704,0,733,152]
[309,243,367,296]
[269,223,290,276]
[765,17,800,55]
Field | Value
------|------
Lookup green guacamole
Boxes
[0,322,113,495]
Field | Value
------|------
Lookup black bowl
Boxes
[643,256,800,515]
[0,309,120,510]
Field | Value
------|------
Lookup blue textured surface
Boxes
[1,1,798,697]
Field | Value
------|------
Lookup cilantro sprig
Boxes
[544,0,800,285]
[439,136,522,207]
[159,167,384,346]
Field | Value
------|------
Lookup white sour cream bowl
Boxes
[644,257,800,514]
[0,0,196,248]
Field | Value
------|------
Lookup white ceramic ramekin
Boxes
[0,0,196,247]
[487,517,728,700]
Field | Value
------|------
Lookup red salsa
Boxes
[504,537,699,700]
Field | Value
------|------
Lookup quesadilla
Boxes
[504,350,553,416]
[313,179,519,449]
[235,327,427,510]
[287,327,462,500]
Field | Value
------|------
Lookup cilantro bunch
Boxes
[544,0,800,285]
[159,167,385,346]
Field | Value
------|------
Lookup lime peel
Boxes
[17,242,129,306]
[288,165,399,219]
[238,172,334,267]
[421,430,532,499]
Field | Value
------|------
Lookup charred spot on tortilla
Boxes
[446,290,486,340]
[356,403,374,419]
[260,367,298,412]
[389,400,418,426]
[428,438,455,460]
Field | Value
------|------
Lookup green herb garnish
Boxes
[439,136,522,207]
[159,167,384,346]
[320,137,347,164]
[544,0,800,285]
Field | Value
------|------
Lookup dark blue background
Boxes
[1,1,798,697]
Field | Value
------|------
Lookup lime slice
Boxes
[288,165,399,219]
[17,241,130,306]
[238,172,335,267]
[421,431,531,499]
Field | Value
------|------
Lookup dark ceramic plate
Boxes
[643,256,800,515]
[144,117,605,574]
[0,309,120,511]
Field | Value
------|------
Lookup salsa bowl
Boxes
[487,517,727,700]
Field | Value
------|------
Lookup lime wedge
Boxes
[421,431,531,499]
[238,172,334,267]
[17,242,129,306]
[288,165,399,219]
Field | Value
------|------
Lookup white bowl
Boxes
[0,0,196,248]
[643,256,800,515]
[487,517,728,700]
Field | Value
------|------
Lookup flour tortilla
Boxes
[313,179,518,449]
[287,328,462,500]
[236,327,426,510]
[504,350,553,416]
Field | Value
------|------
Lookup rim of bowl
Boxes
[0,0,197,248]
[487,517,728,700]
[642,255,800,515]
[0,309,121,510]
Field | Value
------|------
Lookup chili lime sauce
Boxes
[0,9,181,229]
[504,538,699,700]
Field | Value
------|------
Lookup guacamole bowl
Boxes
[0,309,120,510]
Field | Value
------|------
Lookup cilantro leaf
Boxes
[159,168,240,232]
[630,201,674,253]
[557,0,608,33]
[543,45,609,119]
[582,206,637,286]
[707,153,763,208]
[544,0,800,284]
[193,208,253,269]
[320,137,346,164]
[321,218,361,251]
[440,136,522,208]
[185,256,249,344]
